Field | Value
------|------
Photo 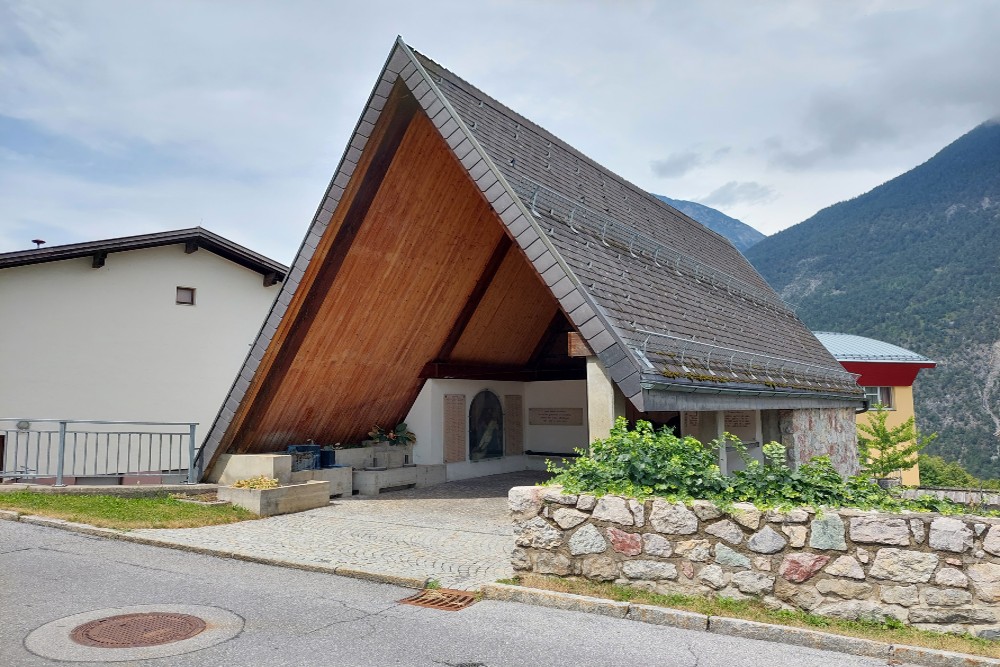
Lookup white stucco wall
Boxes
[0,245,279,449]
[404,378,587,480]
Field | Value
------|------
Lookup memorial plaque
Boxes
[724,411,753,429]
[504,395,523,455]
[528,407,584,426]
[444,394,466,463]
[683,411,700,429]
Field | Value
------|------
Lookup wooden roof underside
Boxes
[211,82,578,457]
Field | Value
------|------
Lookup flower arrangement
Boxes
[368,422,416,446]
[231,475,279,490]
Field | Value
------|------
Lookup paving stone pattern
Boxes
[133,472,548,590]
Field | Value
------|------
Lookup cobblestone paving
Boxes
[133,471,549,590]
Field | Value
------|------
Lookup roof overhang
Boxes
[839,360,936,387]
[0,227,287,283]
[640,374,865,411]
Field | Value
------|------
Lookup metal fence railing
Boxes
[0,419,200,486]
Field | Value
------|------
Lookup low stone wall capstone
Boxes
[510,486,1000,637]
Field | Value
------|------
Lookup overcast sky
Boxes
[2,1,999,262]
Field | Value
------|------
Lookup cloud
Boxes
[650,146,731,178]
[698,181,777,208]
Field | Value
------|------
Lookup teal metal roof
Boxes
[813,332,934,363]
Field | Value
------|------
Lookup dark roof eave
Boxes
[0,227,287,279]
[640,374,865,403]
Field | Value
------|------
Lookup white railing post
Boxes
[55,421,67,487]
[186,423,198,484]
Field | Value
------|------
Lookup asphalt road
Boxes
[1,521,905,666]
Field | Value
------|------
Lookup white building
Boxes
[0,228,285,481]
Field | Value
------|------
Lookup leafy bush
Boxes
[547,418,991,514]
[919,454,1000,490]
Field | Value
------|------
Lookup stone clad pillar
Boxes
[781,407,860,477]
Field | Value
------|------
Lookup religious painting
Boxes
[469,390,504,461]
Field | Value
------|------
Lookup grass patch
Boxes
[0,491,255,529]
[506,574,1000,658]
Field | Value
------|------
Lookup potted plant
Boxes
[857,404,937,488]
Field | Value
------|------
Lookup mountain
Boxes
[654,195,766,252]
[745,120,1000,477]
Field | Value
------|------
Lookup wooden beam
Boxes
[420,361,584,382]
[262,271,278,287]
[527,311,568,367]
[184,240,199,254]
[567,331,594,357]
[91,251,107,269]
[435,235,512,361]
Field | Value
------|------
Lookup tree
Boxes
[857,404,937,479]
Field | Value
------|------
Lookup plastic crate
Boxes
[287,445,321,472]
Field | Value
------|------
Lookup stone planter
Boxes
[371,443,413,470]
[218,480,330,517]
[330,446,375,470]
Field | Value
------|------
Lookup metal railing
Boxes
[0,419,200,486]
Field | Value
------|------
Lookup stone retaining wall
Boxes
[510,486,1000,637]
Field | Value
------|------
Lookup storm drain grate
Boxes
[70,613,207,648]
[400,588,478,611]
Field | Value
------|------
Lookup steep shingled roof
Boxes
[199,38,861,471]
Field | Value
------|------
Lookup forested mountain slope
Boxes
[745,121,1000,476]
[654,195,765,252]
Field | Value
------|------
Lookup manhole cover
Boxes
[70,613,207,648]
[400,588,478,611]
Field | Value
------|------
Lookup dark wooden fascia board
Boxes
[222,83,420,457]
[91,251,107,269]
[435,234,512,361]
[420,361,584,382]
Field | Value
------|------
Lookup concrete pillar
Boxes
[586,356,624,442]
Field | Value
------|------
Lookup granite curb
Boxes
[480,583,1000,667]
[0,511,428,590]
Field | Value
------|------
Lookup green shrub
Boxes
[919,454,1000,490]
[547,418,994,515]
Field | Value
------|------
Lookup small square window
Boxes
[176,286,196,305]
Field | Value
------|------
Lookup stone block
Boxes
[629,499,646,527]
[715,543,751,569]
[815,579,873,599]
[849,516,910,545]
[581,555,618,581]
[509,486,545,518]
[908,607,996,624]
[705,519,744,544]
[534,552,573,576]
[983,525,1000,556]
[568,524,607,555]
[575,494,597,511]
[698,564,729,590]
[779,553,829,583]
[514,517,563,549]
[675,539,711,562]
[642,534,672,557]
[921,587,973,607]
[592,496,633,525]
[649,500,698,534]
[967,563,1000,602]
[880,585,919,607]
[552,508,588,529]
[774,579,823,611]
[909,518,926,544]
[934,567,969,588]
[815,600,907,623]
[621,560,678,580]
[781,525,807,548]
[691,499,722,520]
[928,517,974,553]
[732,571,774,595]
[869,548,938,583]
[765,509,810,523]
[824,555,865,580]
[607,527,642,556]
[729,503,762,530]
[217,480,330,517]
[809,513,847,551]
[748,525,787,554]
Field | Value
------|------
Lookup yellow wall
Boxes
[858,384,920,486]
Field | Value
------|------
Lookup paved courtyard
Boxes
[133,470,549,589]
